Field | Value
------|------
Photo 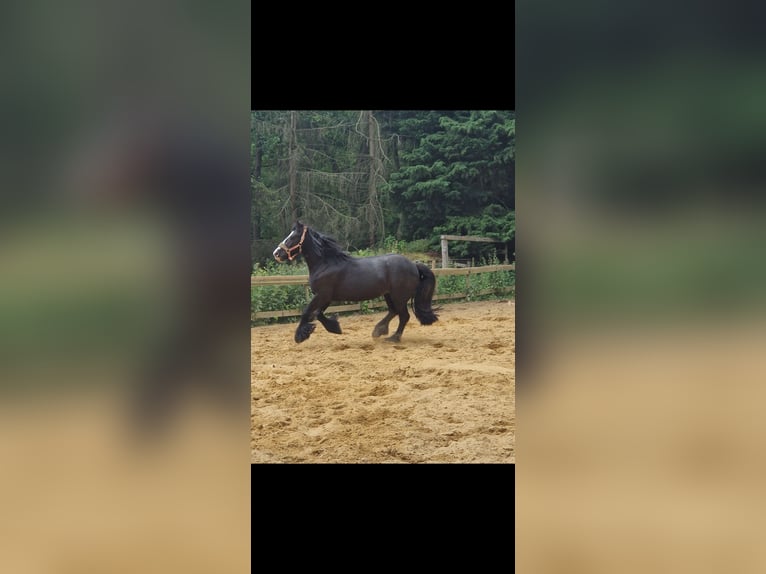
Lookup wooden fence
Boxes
[439,234,506,269]
[251,264,514,320]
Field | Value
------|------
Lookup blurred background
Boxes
[517,0,766,571]
[6,0,766,569]
[0,1,250,572]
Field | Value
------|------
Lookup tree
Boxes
[385,110,515,248]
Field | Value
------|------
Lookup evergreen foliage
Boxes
[251,110,515,266]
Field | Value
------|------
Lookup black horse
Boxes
[273,221,439,343]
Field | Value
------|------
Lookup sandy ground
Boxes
[0,396,249,573]
[251,299,515,463]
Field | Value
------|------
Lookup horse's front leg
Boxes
[295,294,329,343]
[317,304,342,334]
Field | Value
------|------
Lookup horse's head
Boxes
[273,220,308,262]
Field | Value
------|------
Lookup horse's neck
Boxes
[304,255,320,274]
[302,235,322,273]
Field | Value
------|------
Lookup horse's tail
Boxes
[412,262,439,325]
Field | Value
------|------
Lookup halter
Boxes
[278,226,308,261]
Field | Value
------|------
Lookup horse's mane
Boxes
[307,227,353,262]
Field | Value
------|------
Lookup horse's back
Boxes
[364,253,420,280]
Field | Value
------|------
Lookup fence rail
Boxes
[251,264,514,320]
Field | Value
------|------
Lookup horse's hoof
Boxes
[295,323,316,343]
[384,334,401,343]
[326,320,342,334]
[372,325,389,338]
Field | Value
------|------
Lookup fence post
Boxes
[465,268,471,298]
[441,236,449,269]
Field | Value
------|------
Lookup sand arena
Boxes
[251,299,515,463]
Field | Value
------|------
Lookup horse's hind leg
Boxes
[372,294,396,338]
[384,297,410,343]
[317,304,342,334]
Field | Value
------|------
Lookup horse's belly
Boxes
[335,268,418,301]
[333,282,386,301]
[331,268,390,301]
